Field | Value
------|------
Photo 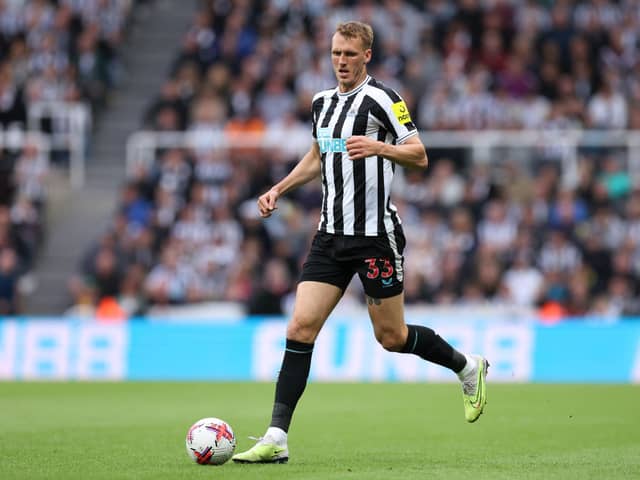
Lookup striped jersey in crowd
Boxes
[311,75,418,237]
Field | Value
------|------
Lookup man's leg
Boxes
[233,281,343,464]
[270,281,343,433]
[366,292,488,422]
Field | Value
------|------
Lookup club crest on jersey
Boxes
[392,100,412,124]
[317,127,347,153]
[318,127,331,138]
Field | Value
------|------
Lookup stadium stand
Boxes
[0,0,135,314]
[62,0,640,319]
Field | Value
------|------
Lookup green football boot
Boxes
[232,437,289,464]
[462,355,489,423]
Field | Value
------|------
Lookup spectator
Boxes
[247,258,292,315]
[502,250,545,307]
[0,247,20,314]
[477,199,517,257]
[548,189,589,230]
[144,244,202,305]
[564,267,592,317]
[473,251,503,301]
[538,229,582,275]
[428,158,465,208]
[443,206,476,259]
[119,183,153,232]
[73,28,110,109]
[88,246,122,300]
[12,140,47,207]
[0,62,27,127]
[587,74,628,129]
[597,155,632,200]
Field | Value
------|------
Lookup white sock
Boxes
[265,426,287,445]
[457,354,478,381]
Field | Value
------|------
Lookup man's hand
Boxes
[257,188,280,218]
[346,135,382,160]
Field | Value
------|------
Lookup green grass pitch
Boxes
[0,382,638,479]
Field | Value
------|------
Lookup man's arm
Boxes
[345,134,428,169]
[257,142,321,218]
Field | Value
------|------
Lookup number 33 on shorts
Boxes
[364,258,394,279]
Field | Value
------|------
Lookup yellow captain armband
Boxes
[391,100,412,124]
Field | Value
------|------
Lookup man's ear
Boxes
[364,49,372,64]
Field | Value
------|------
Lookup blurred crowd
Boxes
[68,0,640,320]
[0,0,133,313]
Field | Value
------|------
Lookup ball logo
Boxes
[392,101,411,124]
[187,422,203,443]
[205,422,234,442]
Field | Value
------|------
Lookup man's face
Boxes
[331,33,371,92]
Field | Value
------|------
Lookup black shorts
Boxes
[300,227,406,298]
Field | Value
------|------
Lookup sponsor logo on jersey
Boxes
[317,127,347,153]
[392,100,412,124]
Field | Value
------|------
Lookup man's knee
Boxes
[287,314,322,343]
[376,329,407,352]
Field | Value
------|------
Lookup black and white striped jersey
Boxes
[311,75,418,237]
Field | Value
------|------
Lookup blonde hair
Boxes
[335,21,374,50]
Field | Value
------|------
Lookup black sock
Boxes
[270,338,314,432]
[401,324,467,373]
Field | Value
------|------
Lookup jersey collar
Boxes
[336,75,371,97]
